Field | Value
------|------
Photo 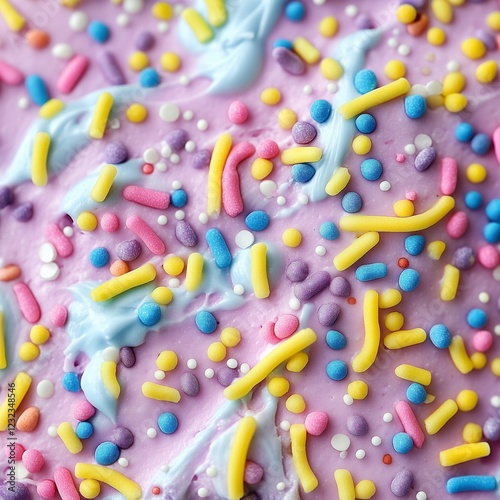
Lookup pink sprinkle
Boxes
[123,185,170,209]
[473,330,493,352]
[100,212,120,233]
[228,100,249,124]
[446,211,468,239]
[22,448,45,473]
[395,400,425,448]
[222,141,255,217]
[5,443,24,461]
[0,59,24,85]
[37,479,57,500]
[493,127,500,165]
[405,191,417,201]
[256,139,279,159]
[13,282,41,323]
[50,304,68,327]
[305,411,328,436]
[45,223,73,258]
[395,153,406,163]
[440,157,458,195]
[477,244,500,269]
[56,54,89,94]
[244,460,264,485]
[54,467,79,500]
[259,321,280,344]
[126,214,166,255]
[73,400,96,421]
[274,314,299,340]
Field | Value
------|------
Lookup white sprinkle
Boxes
[102,347,120,362]
[187,358,197,369]
[156,161,168,171]
[393,28,401,36]
[426,80,443,96]
[37,380,54,398]
[344,5,358,17]
[478,292,490,303]
[240,363,250,374]
[315,246,326,256]
[260,180,277,198]
[447,60,460,72]
[276,482,286,492]
[39,243,57,263]
[160,464,170,473]
[175,210,185,220]
[289,297,301,310]
[157,21,169,33]
[161,145,172,158]
[490,395,500,408]
[47,425,58,437]
[204,368,215,379]
[172,180,182,190]
[493,266,500,281]
[331,433,351,451]
[179,75,190,86]
[355,449,366,459]
[40,262,60,281]
[183,110,194,121]
[154,370,166,380]
[198,213,209,224]
[123,0,144,13]
[327,83,338,94]
[303,84,313,95]
[416,492,427,500]
[410,84,428,97]
[143,148,160,164]
[414,134,432,150]
[63,226,74,237]
[397,44,411,56]
[116,13,130,27]
[206,466,217,478]
[339,450,348,459]
[298,194,309,205]
[235,230,255,249]
[494,324,500,335]
[343,394,354,406]
[227,358,238,369]
[69,11,88,31]
[277,196,286,205]
[157,215,168,225]
[168,278,180,288]
[147,428,157,439]
[233,284,245,296]
[185,140,196,153]
[109,118,121,130]
[118,457,129,467]
[383,412,393,423]
[371,436,382,446]
[197,119,208,131]
[387,37,398,49]
[159,103,180,122]
[197,487,209,498]
[280,420,291,431]
[379,180,391,192]
[404,143,416,155]
[170,153,180,164]
[18,97,29,109]
[313,0,326,4]
[51,43,74,60]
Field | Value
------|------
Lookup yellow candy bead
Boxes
[487,11,500,31]
[476,60,498,84]
[463,423,482,444]
[286,352,309,373]
[207,341,227,362]
[160,52,181,72]
[261,88,281,106]
[444,93,467,113]
[285,393,306,414]
[466,163,487,183]
[76,212,98,231]
[427,94,444,110]
[396,4,417,24]
[461,38,486,60]
[220,327,241,347]
[352,135,372,155]
[447,0,464,4]
[152,1,173,20]
[320,58,343,80]
[385,59,406,80]
[491,357,500,376]
[156,350,178,371]
[427,240,446,260]
[385,311,404,332]
[319,16,338,37]
[268,377,290,397]
[427,27,446,46]
[79,478,101,499]
[431,0,453,24]
[282,228,302,248]
[251,158,274,180]
[19,342,40,362]
[393,199,414,217]
[163,255,185,276]
[354,479,377,499]
[456,389,478,412]
[278,108,297,129]
[347,380,368,400]
[30,325,50,345]
[126,103,147,123]
[442,72,466,95]
[151,286,173,305]
[471,352,487,370]
[128,51,149,72]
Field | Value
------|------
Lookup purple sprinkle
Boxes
[117,239,142,262]
[244,460,264,485]
[414,146,436,172]
[475,29,496,51]
[346,414,369,436]
[13,202,33,222]
[453,246,475,270]
[111,426,135,449]
[285,260,309,282]
[175,220,198,247]
[0,186,13,209]
[391,469,414,497]
[97,50,126,85]
[165,129,189,152]
[318,302,341,326]
[105,141,128,164]
[355,13,376,30]
[119,347,136,368]
[135,31,155,51]
[192,149,211,169]
[483,417,500,441]
[294,270,330,301]
[0,482,30,500]
[217,366,238,387]
[292,121,317,144]
[180,372,200,397]
[330,276,351,297]
[272,46,306,76]
[400,0,425,8]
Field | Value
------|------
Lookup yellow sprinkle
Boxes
[444,93,467,113]
[163,255,185,276]
[339,78,411,120]
[281,146,322,165]
[378,288,402,308]
[320,57,344,80]
[440,264,459,302]
[31,132,51,187]
[487,11,500,31]
[286,393,306,413]
[352,135,372,155]
[442,72,466,96]
[151,286,173,306]
[293,36,320,64]
[491,357,500,376]
[319,16,338,37]
[251,242,270,299]
[352,290,380,373]
[39,98,65,119]
[75,463,142,500]
[463,422,482,444]
[347,380,368,400]
[424,399,458,435]
[268,377,290,398]
[227,416,257,500]
[207,341,227,362]
[91,263,157,302]
[395,364,432,385]
[251,158,273,180]
[425,394,436,404]
[0,0,25,31]
[394,199,414,217]
[128,51,149,72]
[385,59,406,80]
[291,424,318,493]
[90,164,117,203]
[60,0,82,5]
[340,196,455,233]
[447,0,464,4]
[431,0,453,24]
[461,37,486,60]
[466,162,487,183]
[282,228,302,248]
[278,108,297,129]
[449,335,474,374]
[152,1,173,20]
[101,361,120,399]
[57,422,83,454]
[89,92,113,139]
[185,252,204,292]
[76,211,98,231]
[0,372,31,430]
[456,389,478,412]
[396,4,417,24]
[440,442,490,467]
[427,94,444,109]
[385,311,404,332]
[224,328,317,400]
[220,327,241,347]
[384,328,427,349]
[80,478,100,499]
[325,165,351,196]
[0,311,6,369]
[181,8,213,43]
[160,52,181,72]
[156,350,178,371]
[18,342,40,362]
[207,132,232,218]
[334,468,356,500]
[427,27,446,46]
[205,0,226,27]
[334,232,379,271]
[141,382,181,402]
[427,240,446,260]
[260,87,281,106]
[354,479,377,499]
[126,103,147,123]
[476,60,498,84]
[286,352,309,373]
[471,352,487,370]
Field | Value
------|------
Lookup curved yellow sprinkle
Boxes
[90,164,117,202]
[383,328,427,349]
[31,132,51,187]
[185,252,204,292]
[227,416,257,500]
[424,399,458,435]
[378,288,402,309]
[224,328,317,400]
[449,335,473,374]
[440,264,460,302]
[141,382,181,402]
[0,311,6,370]
[395,364,432,386]
[334,232,379,271]
[338,78,411,120]
[75,463,142,500]
[334,468,355,500]
[340,196,455,233]
[439,442,490,467]
[251,242,270,299]
[101,361,120,399]
[91,263,156,302]
[39,98,65,119]
[0,372,31,430]
[325,166,351,196]
[290,424,318,493]
[0,0,25,31]
[205,0,226,27]
[89,92,113,139]
[207,133,232,218]
[57,422,83,454]
[281,147,322,165]
[181,8,213,43]
[352,290,380,373]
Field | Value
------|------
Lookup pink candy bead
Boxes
[54,467,80,500]
[446,211,468,239]
[406,191,417,201]
[73,400,96,421]
[13,282,41,324]
[274,314,299,340]
[473,330,493,352]
[228,100,249,124]
[244,460,264,485]
[304,411,328,436]
[22,448,45,473]
[100,212,120,233]
[37,479,57,500]
[440,157,458,195]
[477,244,500,269]
[256,139,279,159]
[50,304,68,327]
[5,443,25,461]
[259,321,279,344]
[395,153,406,163]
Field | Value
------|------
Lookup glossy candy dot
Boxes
[456,390,478,412]
[484,222,500,243]
[467,308,487,328]
[87,21,110,44]
[138,302,161,326]
[285,1,306,22]
[305,411,328,436]
[399,268,420,292]
[405,235,425,256]
[341,192,363,213]
[245,211,270,231]
[171,189,188,208]
[117,240,141,262]
[354,69,377,94]
[360,158,382,181]
[466,163,487,183]
[478,244,500,268]
[326,330,347,350]
[195,310,217,334]
[89,247,110,268]
[139,67,161,88]
[76,421,94,439]
[228,101,248,124]
[319,221,339,240]
[470,133,491,155]
[405,95,427,119]
[158,412,178,434]
[355,114,377,134]
[62,372,80,392]
[95,441,120,465]
[346,415,369,436]
[292,121,317,144]
[310,99,332,123]
[326,360,348,381]
[486,199,500,222]
[429,324,451,349]
[406,383,427,404]
[292,163,315,183]
[285,260,308,282]
[127,103,147,123]
[392,432,414,454]
[455,122,474,142]
[112,426,135,449]
[464,191,483,210]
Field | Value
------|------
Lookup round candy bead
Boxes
[305,411,328,436]
[354,69,377,94]
[292,121,317,144]
[360,158,383,181]
[404,235,425,256]
[285,1,305,22]
[319,221,339,240]
[326,360,348,381]
[467,308,487,328]
[352,135,372,155]
[181,372,200,397]
[76,421,94,439]
[112,426,135,449]
[477,244,500,268]
[0,481,30,500]
[244,461,265,485]
[165,129,188,151]
[330,276,351,297]
[37,479,57,500]
[74,400,95,421]
[268,377,290,397]
[484,222,500,243]
[117,240,141,262]
[192,149,211,169]
[464,190,483,210]
[62,372,80,392]
[158,412,179,434]
[453,246,475,269]
[95,441,120,465]
[87,21,110,44]
[429,324,451,349]
[257,139,279,159]
[326,330,347,350]
[406,383,427,404]
[139,67,161,87]
[486,199,500,222]
[393,432,413,454]
[171,189,188,208]
[228,101,249,124]
[245,211,270,231]
[285,260,308,282]
[355,113,377,134]
[456,389,478,412]
[466,162,487,183]
[455,122,474,142]
[341,192,363,213]
[404,94,427,119]
[22,448,45,473]
[195,310,217,334]
[217,366,238,386]
[470,133,491,155]
[292,163,315,183]
[89,247,110,268]
[483,417,500,441]
[399,268,420,292]
[135,31,155,51]
[282,228,302,247]
[120,347,136,368]
[13,203,33,222]
[105,141,128,164]
[414,146,436,172]
[310,99,332,123]
[138,302,161,326]
[346,414,369,436]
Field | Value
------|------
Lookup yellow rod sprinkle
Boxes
[0,372,31,430]
[352,290,380,373]
[448,335,473,374]
[91,263,156,302]
[181,8,214,43]
[90,164,117,202]
[334,468,356,500]
[89,92,113,140]
[75,463,142,500]
[207,132,232,218]
[293,37,320,64]
[383,328,427,349]
[39,99,65,119]
[251,242,270,299]
[0,311,6,370]
[281,146,322,165]
[224,328,317,400]
[340,196,455,233]
[101,361,120,399]
[31,132,51,187]
[185,252,204,292]
[227,416,257,500]
[290,424,319,493]
[325,165,351,196]
[424,399,458,435]
[333,232,380,271]
[440,264,460,302]
[439,442,490,467]
[395,364,432,386]
[205,0,226,27]
[378,288,402,309]
[0,0,25,31]
[141,382,181,402]
[338,77,411,119]
[57,422,83,454]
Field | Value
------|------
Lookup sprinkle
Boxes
[281,147,322,165]
[207,133,232,218]
[13,282,41,323]
[448,335,473,374]
[126,215,165,255]
[334,468,355,500]
[395,400,425,448]
[0,0,25,31]
[97,51,126,85]
[57,422,83,454]
[89,92,113,139]
[391,469,414,497]
[0,264,21,281]
[57,54,89,94]
[440,442,490,467]
[424,399,458,435]
[31,131,51,187]
[250,242,269,299]
[0,372,31,430]
[384,328,426,349]
[395,364,431,386]
[122,185,170,209]
[181,8,213,43]
[333,232,379,271]
[0,312,5,369]
[185,253,204,292]
[290,423,318,493]
[0,59,23,85]
[325,166,351,196]
[142,382,181,402]
[447,476,497,494]
[39,99,65,119]
[294,270,330,301]
[54,467,80,500]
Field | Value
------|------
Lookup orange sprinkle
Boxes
[383,454,393,464]
[398,258,409,268]
[26,29,50,49]
[110,260,130,276]
[347,297,357,305]
[0,264,21,281]
[407,13,428,36]
[152,486,161,495]
[142,163,154,175]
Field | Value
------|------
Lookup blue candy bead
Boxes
[464,190,483,210]
[355,263,387,282]
[138,302,161,326]
[139,67,161,88]
[484,222,500,243]
[76,421,94,439]
[355,113,377,134]
[310,99,332,123]
[25,74,49,106]
[485,199,500,222]
[341,192,363,213]
[206,228,232,268]
[89,247,110,268]
[399,268,420,292]
[404,94,427,119]
[360,158,383,181]
[245,211,270,231]
[87,21,111,44]
[171,189,188,208]
[354,69,377,95]
[195,310,217,334]
[404,235,425,256]
[95,441,120,465]
[158,412,179,434]
[285,1,306,22]
[319,221,339,241]
[455,122,474,142]
[392,432,414,454]
[406,383,427,404]
[273,38,294,50]
[467,308,487,329]
[62,372,80,392]
[292,163,315,183]
[326,360,348,381]
[470,133,491,155]
[326,330,347,350]
[429,324,451,349]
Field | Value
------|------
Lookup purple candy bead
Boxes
[330,276,351,297]
[0,482,31,500]
[111,426,134,449]
[272,47,306,75]
[0,186,13,209]
[318,302,341,326]
[476,29,496,51]
[346,414,369,436]
[483,417,500,441]
[97,50,126,85]
[180,372,200,397]
[414,147,436,172]
[165,129,189,152]
[391,469,414,497]
[292,121,317,144]
[175,220,198,247]
[285,260,309,282]
[120,347,136,368]
[355,13,375,29]
[244,461,264,485]
[105,141,128,164]
[135,31,155,51]
[294,270,330,301]
[192,149,211,169]
[453,246,475,270]
[117,239,142,262]
[217,366,238,387]
[12,202,33,222]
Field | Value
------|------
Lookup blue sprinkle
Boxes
[392,432,414,454]
[404,94,427,119]
[158,412,179,434]
[62,372,80,392]
[25,74,49,106]
[399,268,420,292]
[447,476,497,494]
[87,20,111,44]
[406,383,427,404]
[354,69,377,95]
[484,222,500,243]
[355,113,377,134]
[455,122,474,142]
[171,189,188,208]
[76,421,94,439]
[95,441,120,466]
[245,211,270,231]
[341,191,363,213]
[326,360,348,381]
[89,247,110,268]
[360,158,383,181]
[138,302,161,326]
[319,221,339,241]
[273,38,294,50]
[139,67,161,88]
[285,1,306,22]
[429,324,451,349]
[326,330,347,350]
[291,163,316,183]
[310,99,332,123]
[470,133,491,155]
[467,308,487,329]
[195,310,217,334]
[486,199,500,222]
[205,228,232,268]
[355,262,387,282]
[464,191,483,210]
[404,235,425,256]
